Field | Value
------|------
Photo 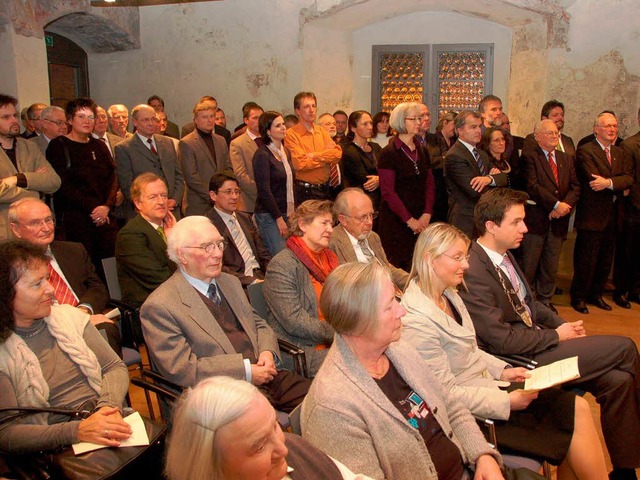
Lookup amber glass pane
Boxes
[437,51,485,116]
[379,52,424,112]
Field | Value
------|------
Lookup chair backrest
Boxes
[101,257,122,301]
[288,404,302,435]
[247,282,269,320]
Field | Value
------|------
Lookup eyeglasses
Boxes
[75,114,95,121]
[184,241,227,254]
[43,119,66,127]
[540,131,560,137]
[15,217,55,229]
[405,116,424,122]
[441,253,470,263]
[218,189,242,196]
[111,115,128,121]
[596,123,618,130]
[345,211,378,223]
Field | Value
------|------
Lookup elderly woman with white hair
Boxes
[165,376,373,480]
[301,261,504,479]
[377,102,435,271]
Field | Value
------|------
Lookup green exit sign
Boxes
[45,35,53,47]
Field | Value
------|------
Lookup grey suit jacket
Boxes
[329,224,409,290]
[0,138,61,239]
[114,133,184,218]
[263,248,334,376]
[178,130,231,216]
[229,132,259,212]
[301,335,500,479]
[140,270,279,388]
[401,279,511,420]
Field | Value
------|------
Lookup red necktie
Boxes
[605,146,612,166]
[48,263,78,307]
[147,138,158,156]
[329,164,340,187]
[548,151,559,184]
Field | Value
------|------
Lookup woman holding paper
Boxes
[401,223,607,479]
[0,240,131,453]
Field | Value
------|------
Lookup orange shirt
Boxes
[285,122,341,184]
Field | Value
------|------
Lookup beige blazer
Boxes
[0,137,60,239]
[229,132,259,212]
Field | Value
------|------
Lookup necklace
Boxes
[399,144,420,175]
[18,321,47,339]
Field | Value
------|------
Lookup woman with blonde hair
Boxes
[400,222,607,479]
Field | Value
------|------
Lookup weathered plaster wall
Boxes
[351,11,513,114]
[0,25,50,108]
[89,1,310,129]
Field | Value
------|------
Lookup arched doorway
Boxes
[44,31,89,107]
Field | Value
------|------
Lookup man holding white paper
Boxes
[460,188,640,480]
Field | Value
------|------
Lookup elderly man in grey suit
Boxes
[179,100,231,216]
[140,215,309,412]
[114,104,184,220]
[229,103,263,213]
[330,188,409,290]
[0,94,61,240]
[30,106,68,155]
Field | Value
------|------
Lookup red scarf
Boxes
[286,236,339,284]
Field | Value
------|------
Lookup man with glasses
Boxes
[330,188,408,290]
[570,112,634,314]
[9,197,122,356]
[115,173,177,308]
[179,99,231,216]
[205,172,271,288]
[30,105,68,155]
[444,110,508,238]
[114,104,184,220]
[140,215,310,409]
[20,103,47,139]
[520,120,580,314]
[0,94,60,240]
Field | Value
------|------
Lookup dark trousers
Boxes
[533,335,640,468]
[521,229,564,303]
[261,369,311,414]
[570,221,615,302]
[613,217,640,296]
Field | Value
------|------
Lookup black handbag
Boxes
[0,407,166,480]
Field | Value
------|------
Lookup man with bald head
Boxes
[521,119,580,313]
[570,112,633,314]
[107,104,131,139]
[114,104,184,220]
[140,215,309,408]
[330,188,409,290]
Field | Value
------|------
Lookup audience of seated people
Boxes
[3,87,640,479]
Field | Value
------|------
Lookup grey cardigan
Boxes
[301,335,501,479]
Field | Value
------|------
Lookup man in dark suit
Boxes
[570,112,633,313]
[20,103,46,139]
[115,173,177,308]
[179,99,231,216]
[147,95,180,140]
[9,198,122,355]
[523,100,576,162]
[459,188,640,479]
[181,96,231,145]
[140,215,309,411]
[520,120,580,313]
[330,188,408,290]
[444,110,508,237]
[93,106,126,157]
[114,104,184,220]
[614,109,640,308]
[205,172,270,288]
